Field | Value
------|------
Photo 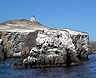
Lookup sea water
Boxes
[0,55,96,78]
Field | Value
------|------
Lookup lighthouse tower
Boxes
[30,15,35,21]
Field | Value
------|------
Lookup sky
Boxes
[0,0,96,41]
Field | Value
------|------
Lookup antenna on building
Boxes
[30,15,35,21]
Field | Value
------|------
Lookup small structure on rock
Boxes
[30,15,35,21]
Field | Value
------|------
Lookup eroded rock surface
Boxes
[14,29,89,68]
[0,40,5,60]
[0,20,49,59]
[0,19,89,68]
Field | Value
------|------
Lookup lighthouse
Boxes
[30,15,35,21]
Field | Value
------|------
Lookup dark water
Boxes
[0,55,96,78]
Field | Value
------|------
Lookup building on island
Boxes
[30,15,35,21]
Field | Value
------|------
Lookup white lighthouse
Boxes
[30,15,35,21]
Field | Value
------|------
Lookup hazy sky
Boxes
[0,0,96,41]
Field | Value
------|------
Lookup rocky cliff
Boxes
[0,19,89,68]
[0,19,49,60]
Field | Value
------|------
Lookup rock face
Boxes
[0,19,89,68]
[14,29,89,68]
[0,39,5,60]
[0,19,49,59]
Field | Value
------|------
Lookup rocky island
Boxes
[0,18,89,68]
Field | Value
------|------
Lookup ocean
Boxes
[0,54,96,78]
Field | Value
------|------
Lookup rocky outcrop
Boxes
[89,42,96,54]
[0,19,89,68]
[14,29,89,68]
[1,32,26,58]
[0,19,49,59]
